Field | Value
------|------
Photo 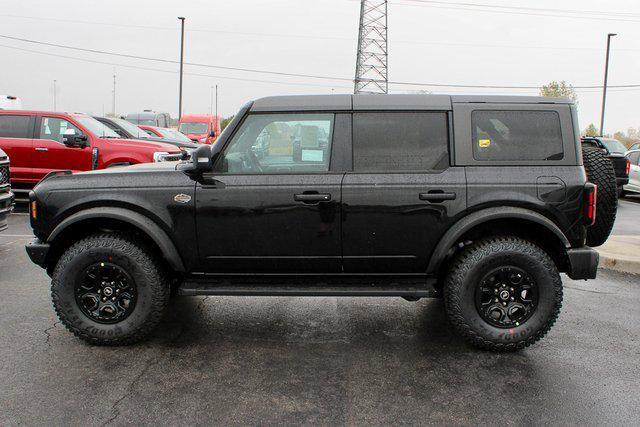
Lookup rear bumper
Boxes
[567,246,599,280]
[616,176,629,187]
[25,238,50,268]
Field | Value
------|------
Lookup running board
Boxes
[179,277,439,298]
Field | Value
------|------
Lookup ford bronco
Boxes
[25,94,612,351]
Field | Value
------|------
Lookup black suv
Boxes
[0,148,13,231]
[25,95,606,351]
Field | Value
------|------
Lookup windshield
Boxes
[600,139,628,154]
[75,116,120,138]
[179,122,209,134]
[111,118,150,139]
[158,128,192,142]
[127,118,156,126]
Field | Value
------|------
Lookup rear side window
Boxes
[472,110,563,161]
[0,115,31,138]
[353,112,449,171]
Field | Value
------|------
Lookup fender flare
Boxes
[426,206,570,275]
[48,207,185,272]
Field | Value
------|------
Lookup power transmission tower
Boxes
[354,0,388,94]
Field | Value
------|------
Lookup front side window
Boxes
[0,115,31,138]
[353,112,449,172]
[472,110,564,161]
[217,113,333,174]
[39,117,82,143]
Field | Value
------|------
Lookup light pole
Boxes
[112,73,116,117]
[53,79,57,111]
[600,33,616,136]
[178,17,186,119]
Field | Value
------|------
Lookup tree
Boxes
[583,123,599,137]
[221,115,234,131]
[540,81,578,103]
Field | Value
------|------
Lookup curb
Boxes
[597,251,640,275]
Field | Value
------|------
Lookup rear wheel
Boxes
[582,147,617,247]
[444,236,563,351]
[51,233,170,345]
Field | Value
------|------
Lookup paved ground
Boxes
[1,213,639,426]
[613,196,640,236]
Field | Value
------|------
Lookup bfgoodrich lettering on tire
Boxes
[444,236,563,352]
[51,233,170,345]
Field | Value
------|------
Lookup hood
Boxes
[186,133,207,141]
[75,160,180,176]
[105,138,181,152]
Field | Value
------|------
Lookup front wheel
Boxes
[51,233,170,345]
[444,236,563,351]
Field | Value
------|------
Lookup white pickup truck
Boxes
[0,95,22,110]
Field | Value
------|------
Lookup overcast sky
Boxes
[1,0,639,133]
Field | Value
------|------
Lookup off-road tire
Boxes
[51,233,170,345]
[444,236,563,352]
[582,147,617,247]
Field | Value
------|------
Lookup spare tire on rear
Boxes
[582,146,617,247]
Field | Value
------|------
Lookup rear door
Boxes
[195,112,348,273]
[32,116,93,179]
[628,152,640,191]
[341,110,467,273]
[0,114,35,184]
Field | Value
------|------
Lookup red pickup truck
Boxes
[0,111,182,199]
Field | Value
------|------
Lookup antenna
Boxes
[354,0,388,94]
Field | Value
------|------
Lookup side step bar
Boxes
[179,277,439,298]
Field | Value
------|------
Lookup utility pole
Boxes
[178,16,186,119]
[600,33,616,136]
[354,0,388,94]
[210,85,215,115]
[53,79,57,111]
[112,72,116,117]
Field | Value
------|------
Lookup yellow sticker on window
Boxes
[478,139,491,148]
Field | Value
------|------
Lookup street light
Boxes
[600,33,616,136]
[178,17,186,120]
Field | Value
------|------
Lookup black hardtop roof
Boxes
[250,94,573,112]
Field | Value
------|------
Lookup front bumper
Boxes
[0,188,14,232]
[25,238,50,267]
[567,246,599,280]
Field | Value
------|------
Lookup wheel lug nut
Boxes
[510,288,514,292]
[102,297,106,302]
[112,297,116,301]
[495,298,499,302]
[502,302,507,306]
[510,297,515,301]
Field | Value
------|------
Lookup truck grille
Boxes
[160,153,183,162]
[0,164,9,187]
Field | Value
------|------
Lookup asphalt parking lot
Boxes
[1,210,639,426]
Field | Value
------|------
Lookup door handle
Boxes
[294,193,331,203]
[35,147,48,152]
[419,191,456,202]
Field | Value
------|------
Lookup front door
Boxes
[196,112,342,273]
[341,111,466,273]
[33,116,92,180]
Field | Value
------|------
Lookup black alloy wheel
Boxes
[75,262,137,324]
[475,266,538,328]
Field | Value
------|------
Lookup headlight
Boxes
[153,152,169,162]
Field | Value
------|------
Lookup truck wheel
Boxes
[582,147,617,247]
[51,233,170,345]
[444,236,563,351]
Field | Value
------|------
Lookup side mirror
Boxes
[178,144,217,178]
[62,129,89,147]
